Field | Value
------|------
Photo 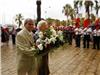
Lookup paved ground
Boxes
[1,41,17,75]
[1,40,100,75]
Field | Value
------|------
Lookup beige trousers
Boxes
[17,56,37,75]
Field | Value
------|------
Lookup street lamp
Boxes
[36,0,41,24]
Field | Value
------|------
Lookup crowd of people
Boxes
[1,25,18,46]
[53,23,100,50]
[1,18,100,50]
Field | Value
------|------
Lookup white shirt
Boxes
[86,28,92,35]
[97,29,100,36]
[93,29,97,36]
[74,28,82,35]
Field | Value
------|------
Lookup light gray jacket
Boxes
[16,28,36,56]
[16,28,37,71]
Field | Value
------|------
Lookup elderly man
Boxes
[16,18,37,75]
[35,20,50,75]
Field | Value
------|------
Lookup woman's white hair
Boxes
[37,20,47,30]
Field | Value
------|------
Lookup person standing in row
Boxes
[74,27,82,48]
[83,27,92,48]
[92,26,100,50]
[96,27,100,50]
[67,25,74,45]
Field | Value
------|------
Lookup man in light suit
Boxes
[16,18,37,75]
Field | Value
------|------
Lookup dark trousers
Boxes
[38,54,50,75]
[96,36,100,50]
[68,34,73,45]
[93,36,97,49]
[93,36,100,50]
[83,35,90,48]
[12,34,16,45]
[75,35,81,47]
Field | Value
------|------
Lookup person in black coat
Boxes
[11,27,17,45]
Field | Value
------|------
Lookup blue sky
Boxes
[0,0,100,25]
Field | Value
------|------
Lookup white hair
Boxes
[37,20,47,30]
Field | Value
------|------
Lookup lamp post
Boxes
[36,0,41,24]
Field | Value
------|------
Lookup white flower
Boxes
[51,29,57,37]
[50,37,56,44]
[36,38,43,45]
[58,30,63,36]
[38,32,43,39]
[86,28,92,33]
[58,30,64,41]
[59,36,64,41]
[48,39,51,44]
[49,27,57,37]
[36,38,41,43]
[37,44,43,50]
[44,37,50,44]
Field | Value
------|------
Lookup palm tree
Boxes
[79,1,83,8]
[90,13,96,23]
[15,13,24,28]
[74,0,79,14]
[94,0,100,17]
[84,0,94,18]
[74,0,83,16]
[62,4,72,19]
[70,8,76,19]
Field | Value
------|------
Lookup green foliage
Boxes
[62,4,72,18]
[63,4,75,19]
[44,28,52,39]
[46,18,55,25]
[84,1,94,18]
[15,13,24,28]
[62,0,99,26]
[90,14,96,22]
[55,19,60,26]
[74,0,83,14]
[66,20,71,26]
[60,20,66,26]
[94,0,100,16]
